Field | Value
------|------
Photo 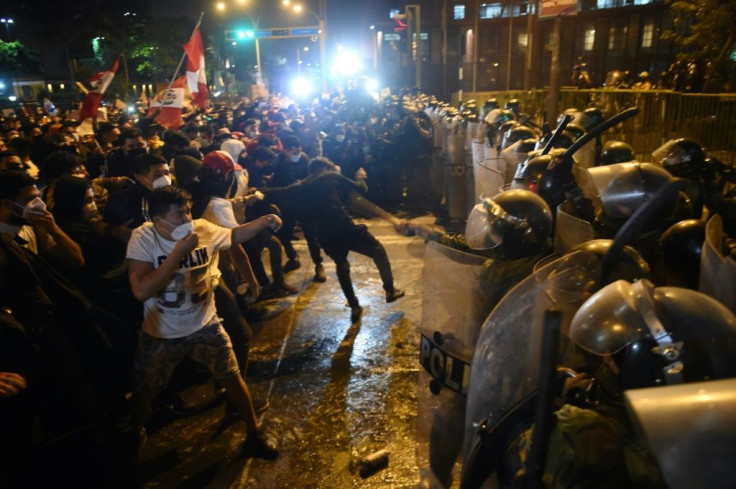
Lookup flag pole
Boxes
[152,12,204,118]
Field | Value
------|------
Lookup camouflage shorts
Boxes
[133,320,240,395]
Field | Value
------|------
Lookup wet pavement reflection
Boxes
[137,214,433,488]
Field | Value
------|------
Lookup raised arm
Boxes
[128,232,199,302]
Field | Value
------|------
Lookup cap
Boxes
[202,150,235,176]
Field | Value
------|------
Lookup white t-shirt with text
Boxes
[126,219,231,339]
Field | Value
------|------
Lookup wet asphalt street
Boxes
[135,214,435,489]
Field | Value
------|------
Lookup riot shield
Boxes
[483,142,495,161]
[499,141,530,184]
[473,158,506,201]
[699,215,736,313]
[462,251,601,486]
[447,126,469,220]
[417,241,496,489]
[625,378,736,489]
[553,201,595,255]
[572,138,596,169]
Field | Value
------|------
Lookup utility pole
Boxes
[406,5,422,89]
[524,1,535,89]
[546,16,561,120]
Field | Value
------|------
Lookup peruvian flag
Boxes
[78,58,120,124]
[183,27,208,110]
[147,76,187,129]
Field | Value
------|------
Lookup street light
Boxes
[288,1,328,96]
[0,18,14,41]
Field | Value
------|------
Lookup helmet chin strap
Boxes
[631,280,684,384]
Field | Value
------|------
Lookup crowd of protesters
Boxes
[0,88,429,485]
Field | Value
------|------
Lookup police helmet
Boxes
[572,107,604,131]
[652,138,706,179]
[511,148,571,211]
[654,219,706,289]
[500,126,536,151]
[571,239,652,283]
[483,98,500,111]
[465,189,553,258]
[601,140,636,165]
[505,98,521,115]
[570,279,736,391]
[563,123,586,142]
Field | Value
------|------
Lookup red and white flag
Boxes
[183,27,208,110]
[147,76,187,129]
[78,58,120,124]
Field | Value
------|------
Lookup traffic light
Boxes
[225,29,254,41]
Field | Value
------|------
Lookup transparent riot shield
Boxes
[462,251,601,486]
[473,158,506,201]
[447,126,469,220]
[572,138,596,170]
[499,142,530,184]
[433,121,448,201]
[553,201,596,255]
[417,241,497,489]
[699,215,736,313]
[483,142,495,161]
[625,378,736,489]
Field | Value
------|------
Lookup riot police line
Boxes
[397,94,736,489]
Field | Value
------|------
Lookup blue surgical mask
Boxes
[290,154,301,163]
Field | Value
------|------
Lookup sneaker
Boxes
[350,305,363,323]
[313,265,327,283]
[259,285,290,300]
[242,429,279,460]
[282,258,301,273]
[277,282,299,295]
[386,288,406,303]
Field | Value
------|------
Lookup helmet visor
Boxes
[465,197,519,250]
[652,140,691,169]
[569,280,653,355]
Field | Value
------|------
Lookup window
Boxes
[454,4,466,20]
[584,27,596,51]
[608,23,628,51]
[479,1,529,19]
[518,32,528,49]
[594,0,658,9]
[641,22,654,48]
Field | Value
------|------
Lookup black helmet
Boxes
[505,98,521,115]
[570,279,736,391]
[580,162,680,228]
[500,126,536,151]
[483,98,499,111]
[654,219,706,289]
[511,148,571,211]
[652,138,706,179]
[571,239,652,283]
[461,99,477,112]
[572,107,603,131]
[494,120,519,148]
[464,189,553,258]
[601,140,636,165]
[563,123,586,142]
[489,109,515,127]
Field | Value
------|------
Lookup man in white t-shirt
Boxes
[126,185,282,460]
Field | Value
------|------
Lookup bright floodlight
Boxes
[290,77,313,98]
[365,78,379,91]
[332,50,363,77]
[293,4,303,12]
[216,2,226,11]
[9,95,17,101]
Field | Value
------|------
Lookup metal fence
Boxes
[453,89,736,164]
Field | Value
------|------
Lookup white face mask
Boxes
[152,175,172,189]
[335,134,345,143]
[159,218,194,241]
[12,197,46,220]
[290,153,301,163]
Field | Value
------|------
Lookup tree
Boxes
[662,0,736,90]
[0,40,42,76]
